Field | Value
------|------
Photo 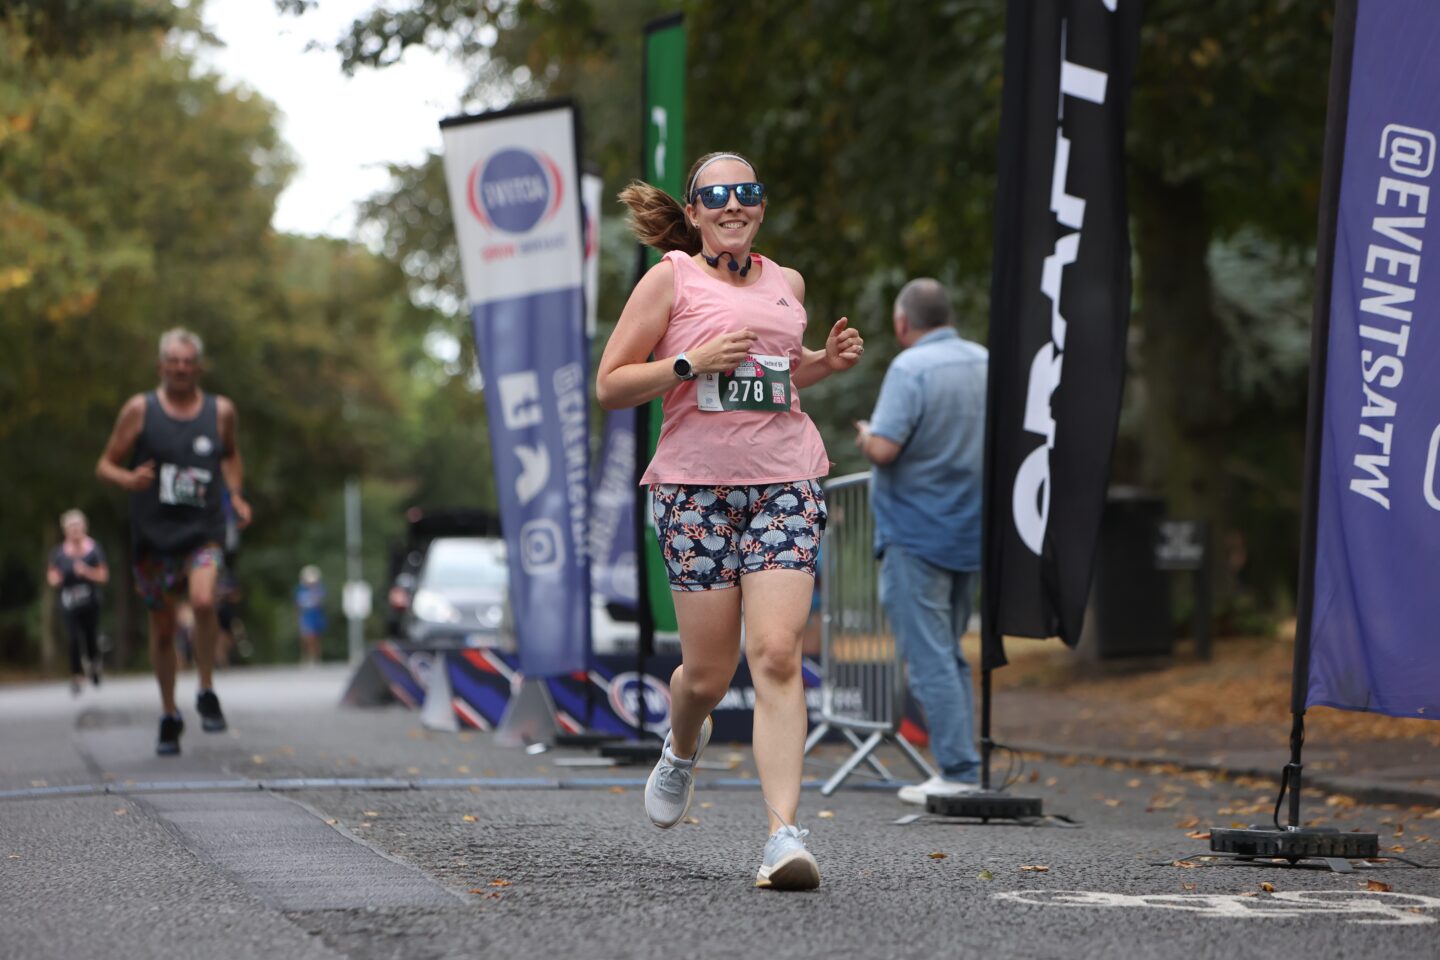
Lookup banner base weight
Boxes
[926,791,1043,821]
[555,732,624,750]
[1209,826,1379,864]
[600,742,663,765]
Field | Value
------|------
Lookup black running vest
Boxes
[130,392,227,556]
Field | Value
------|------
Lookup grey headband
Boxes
[685,153,752,203]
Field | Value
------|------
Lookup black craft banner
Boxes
[981,0,1141,668]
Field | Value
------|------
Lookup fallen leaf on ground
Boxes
[468,888,485,894]
[1020,865,1050,872]
[1367,880,1393,892]
[1186,831,1211,840]
[1182,882,1197,892]
[113,809,127,816]
[1172,860,1201,869]
[324,819,337,825]
[1176,816,1201,829]
[699,802,714,809]
[1240,891,1259,898]
[490,879,511,887]
[1390,845,1406,853]
[607,786,625,794]
[683,816,700,825]
[1326,795,1358,809]
[928,852,948,860]
[1103,798,1122,807]
[1045,777,1059,787]
[486,892,502,900]
[1028,771,1040,783]
[407,767,420,775]
[362,811,379,817]
[817,810,835,819]
[977,869,994,880]
[462,815,477,823]
[1260,882,1276,893]
[1126,779,1142,789]
[455,765,471,775]
[250,755,265,765]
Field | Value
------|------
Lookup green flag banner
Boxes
[638,13,684,636]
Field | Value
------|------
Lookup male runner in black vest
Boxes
[97,328,252,755]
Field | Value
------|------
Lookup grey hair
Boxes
[158,327,204,361]
[59,509,86,530]
[895,278,954,331]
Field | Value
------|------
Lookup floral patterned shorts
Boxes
[133,544,224,611]
[649,480,827,591]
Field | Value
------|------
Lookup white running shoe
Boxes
[897,775,984,806]
[643,716,713,828]
[755,825,821,891]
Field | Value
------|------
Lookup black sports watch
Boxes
[673,352,696,381]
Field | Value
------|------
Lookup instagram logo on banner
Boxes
[1379,124,1436,179]
[518,519,565,575]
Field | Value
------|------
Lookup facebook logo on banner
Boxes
[1308,0,1440,720]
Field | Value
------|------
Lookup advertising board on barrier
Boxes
[344,644,927,745]
[439,101,591,677]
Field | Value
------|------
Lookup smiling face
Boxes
[685,157,764,261]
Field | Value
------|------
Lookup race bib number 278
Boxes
[697,354,792,414]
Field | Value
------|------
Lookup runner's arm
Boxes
[218,397,251,529]
[785,269,862,389]
[595,260,678,410]
[95,396,150,491]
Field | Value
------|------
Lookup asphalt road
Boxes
[2,666,1438,960]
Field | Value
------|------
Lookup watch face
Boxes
[674,356,693,378]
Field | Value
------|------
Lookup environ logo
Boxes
[468,148,564,234]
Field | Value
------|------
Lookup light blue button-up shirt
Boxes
[868,327,988,572]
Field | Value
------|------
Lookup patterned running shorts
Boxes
[650,480,827,592]
[133,544,224,611]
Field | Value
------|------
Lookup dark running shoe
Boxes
[196,690,227,733]
[157,714,184,756]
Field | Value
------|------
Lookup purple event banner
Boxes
[440,101,591,677]
[1308,0,1440,718]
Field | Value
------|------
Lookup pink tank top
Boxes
[640,251,831,485]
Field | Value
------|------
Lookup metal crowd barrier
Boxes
[803,471,936,795]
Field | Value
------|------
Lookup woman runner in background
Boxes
[46,509,109,694]
[596,152,864,890]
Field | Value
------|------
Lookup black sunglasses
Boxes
[690,181,766,209]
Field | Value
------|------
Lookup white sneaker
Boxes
[643,716,713,828]
[897,775,983,806]
[755,824,820,891]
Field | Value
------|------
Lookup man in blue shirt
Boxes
[855,278,988,804]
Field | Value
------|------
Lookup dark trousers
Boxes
[63,605,100,676]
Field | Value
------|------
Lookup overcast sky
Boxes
[197,0,471,238]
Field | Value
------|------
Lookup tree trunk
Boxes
[1132,170,1235,619]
